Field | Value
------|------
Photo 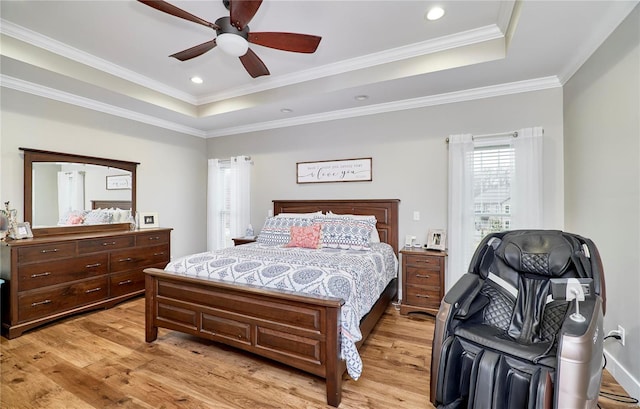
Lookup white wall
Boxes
[207,89,565,251]
[564,4,640,398]
[0,89,208,259]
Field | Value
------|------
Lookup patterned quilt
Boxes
[163,242,398,379]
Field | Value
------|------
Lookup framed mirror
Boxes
[21,147,138,237]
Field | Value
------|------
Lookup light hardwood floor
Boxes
[1,298,637,409]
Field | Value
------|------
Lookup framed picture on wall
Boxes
[426,229,446,251]
[296,157,372,184]
[106,174,132,190]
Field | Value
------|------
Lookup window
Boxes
[473,145,514,246]
[208,157,251,250]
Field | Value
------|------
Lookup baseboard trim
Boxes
[604,350,640,401]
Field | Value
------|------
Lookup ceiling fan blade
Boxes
[170,39,217,61]
[248,32,321,53]
[138,0,219,29]
[229,0,263,30]
[239,48,270,78]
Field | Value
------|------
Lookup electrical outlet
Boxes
[618,325,626,346]
[413,211,420,221]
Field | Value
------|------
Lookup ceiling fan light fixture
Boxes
[216,33,249,56]
[426,6,445,21]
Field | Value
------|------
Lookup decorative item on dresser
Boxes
[399,247,447,315]
[0,228,171,339]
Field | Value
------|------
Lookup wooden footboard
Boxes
[145,268,397,407]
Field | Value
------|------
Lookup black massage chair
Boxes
[430,230,606,409]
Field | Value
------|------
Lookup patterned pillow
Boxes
[84,209,112,225]
[257,216,313,245]
[319,217,376,250]
[286,223,322,249]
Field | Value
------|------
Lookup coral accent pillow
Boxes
[286,223,322,249]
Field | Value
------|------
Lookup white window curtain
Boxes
[207,156,251,251]
[229,155,252,245]
[207,159,225,251]
[511,127,544,229]
[447,134,475,291]
[447,127,543,291]
[57,171,85,219]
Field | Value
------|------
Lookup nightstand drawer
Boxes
[405,285,441,309]
[405,266,441,286]
[404,254,442,270]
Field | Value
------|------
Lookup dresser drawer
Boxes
[110,270,145,298]
[18,254,108,291]
[136,231,170,247]
[404,254,442,270]
[78,236,135,254]
[405,266,441,286]
[17,242,76,264]
[17,277,108,322]
[404,285,442,309]
[110,244,170,273]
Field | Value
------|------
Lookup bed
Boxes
[144,199,399,407]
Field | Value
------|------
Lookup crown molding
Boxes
[557,0,639,85]
[206,76,561,137]
[0,19,198,105]
[2,72,560,139]
[1,74,207,138]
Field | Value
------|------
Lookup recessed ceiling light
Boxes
[190,76,203,84]
[426,6,445,21]
[280,108,293,113]
[354,95,369,101]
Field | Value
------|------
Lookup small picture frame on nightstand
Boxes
[426,229,446,251]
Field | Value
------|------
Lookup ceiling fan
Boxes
[138,0,322,78]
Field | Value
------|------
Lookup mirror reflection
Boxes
[32,162,133,227]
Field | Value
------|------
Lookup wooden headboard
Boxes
[273,199,400,254]
[91,200,132,210]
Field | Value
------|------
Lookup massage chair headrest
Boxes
[495,231,573,277]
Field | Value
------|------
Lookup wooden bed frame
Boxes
[144,199,399,407]
[91,199,132,209]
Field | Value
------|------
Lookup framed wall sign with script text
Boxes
[296,158,372,184]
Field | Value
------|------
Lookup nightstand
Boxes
[232,237,257,246]
[399,247,447,316]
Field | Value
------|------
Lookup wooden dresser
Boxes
[0,228,171,338]
[399,247,447,316]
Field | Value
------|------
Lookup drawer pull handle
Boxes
[118,279,133,286]
[153,252,165,256]
[85,263,102,268]
[416,294,431,298]
[102,241,117,246]
[85,287,102,294]
[148,236,160,241]
[31,299,52,307]
[30,272,51,278]
[416,274,431,278]
[118,258,133,262]
[40,248,58,254]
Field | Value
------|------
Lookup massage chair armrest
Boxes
[443,273,485,320]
